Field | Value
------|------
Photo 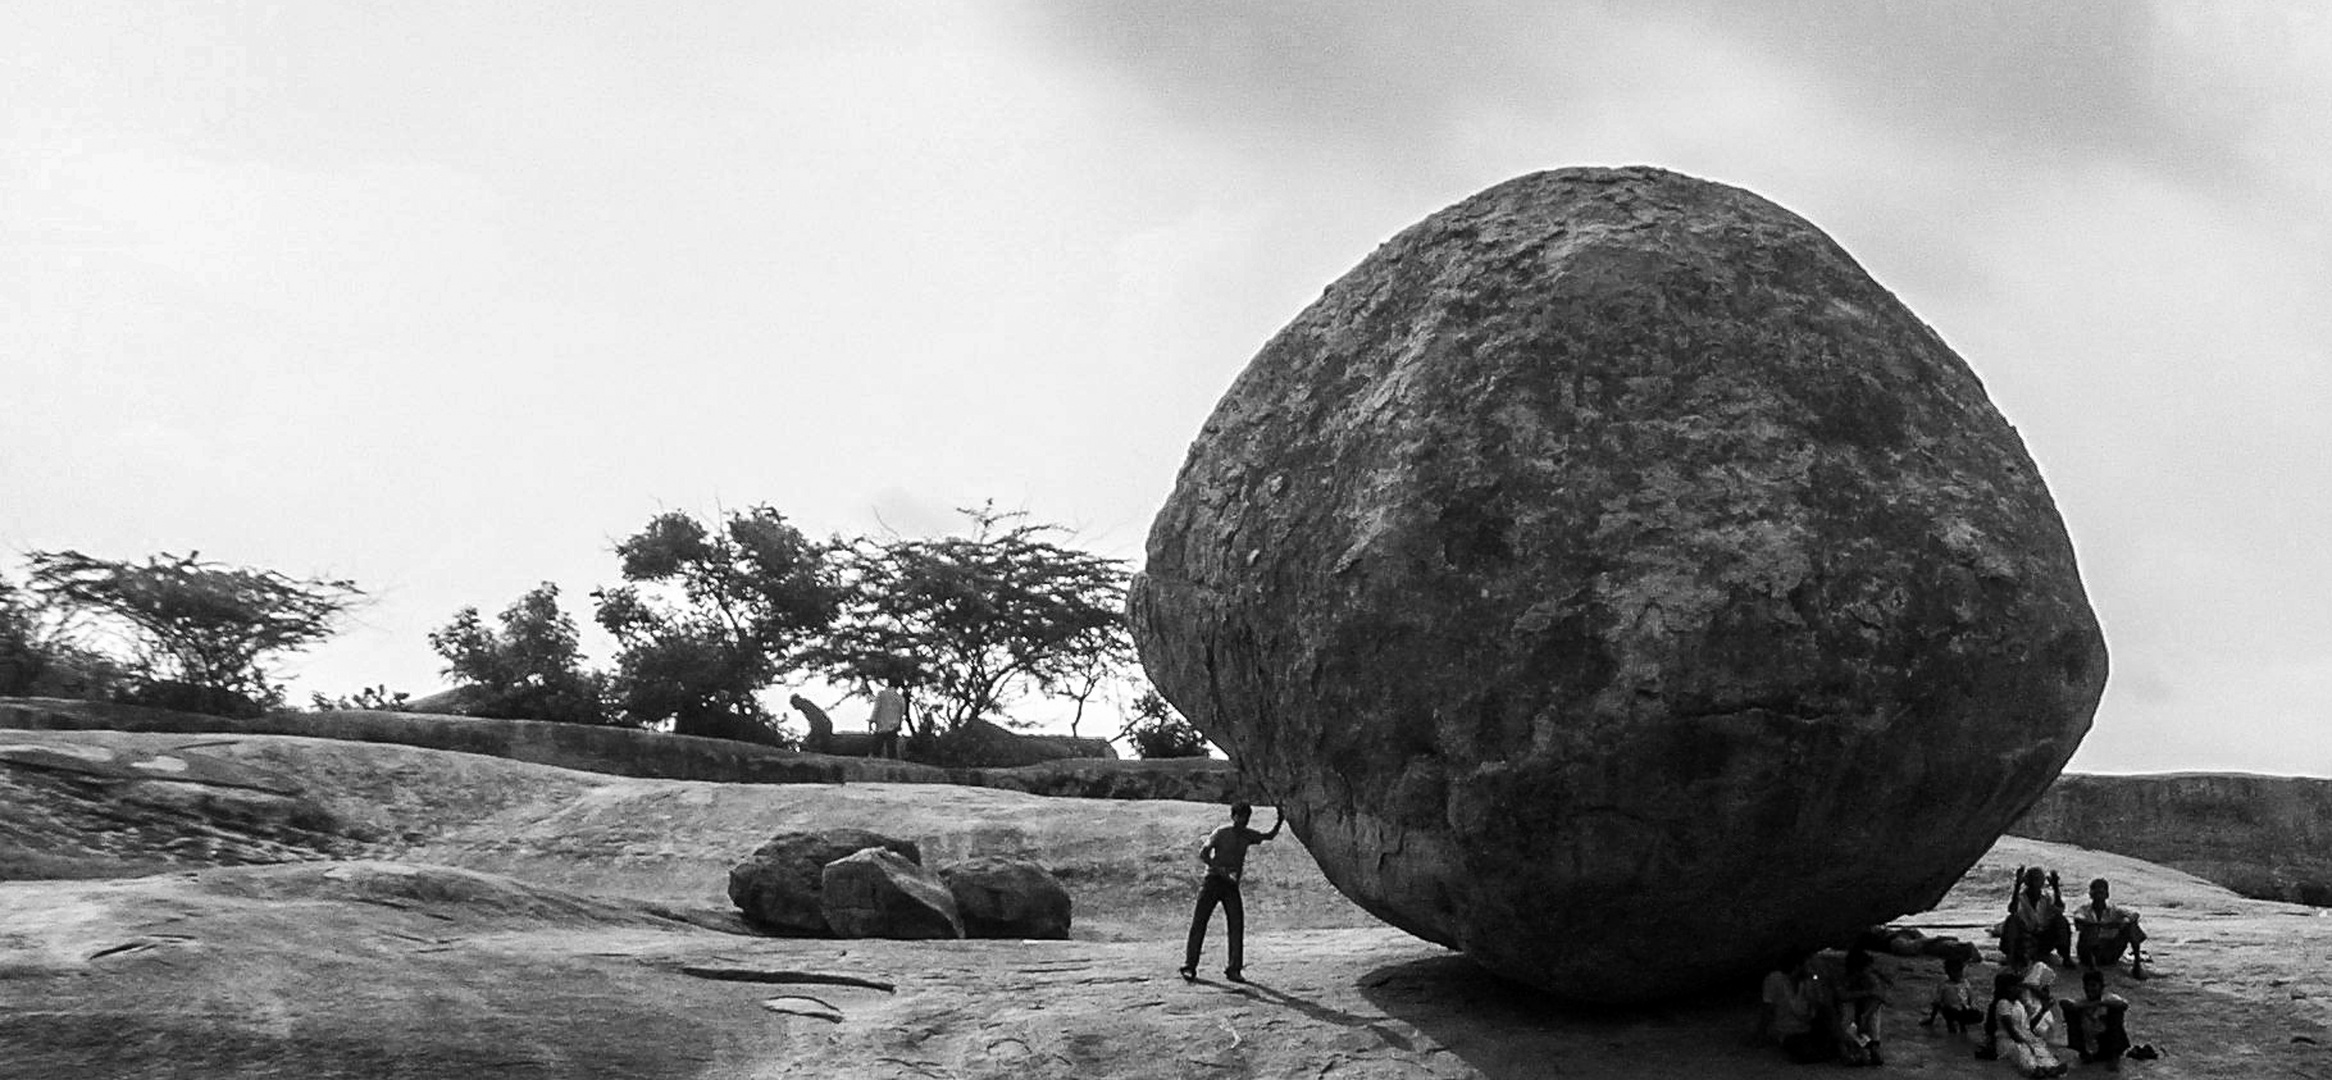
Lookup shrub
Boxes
[429,583,613,725]
[309,685,414,712]
[1121,690,1212,760]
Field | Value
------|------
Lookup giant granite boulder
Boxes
[727,829,922,935]
[1129,166,2109,1002]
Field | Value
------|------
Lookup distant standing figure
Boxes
[2073,877,2149,978]
[870,686,905,759]
[1180,802,1281,983]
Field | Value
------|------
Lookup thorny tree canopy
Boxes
[812,506,1131,736]
[25,550,361,704]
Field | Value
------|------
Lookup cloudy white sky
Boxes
[5,3,2327,775]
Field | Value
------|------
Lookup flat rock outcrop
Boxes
[2016,773,2332,905]
[820,847,963,939]
[1130,166,2109,1001]
[727,829,923,935]
[942,856,1073,939]
[1,697,1207,801]
[0,739,361,874]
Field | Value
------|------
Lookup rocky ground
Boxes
[2,727,2328,1078]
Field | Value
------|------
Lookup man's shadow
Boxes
[1209,977,1419,1052]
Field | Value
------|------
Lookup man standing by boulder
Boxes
[870,685,905,760]
[1180,802,1281,983]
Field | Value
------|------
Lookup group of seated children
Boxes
[1760,867,2153,1072]
[1976,869,2155,1075]
[1982,958,2067,1077]
[1971,951,2137,1076]
[1754,946,1894,1067]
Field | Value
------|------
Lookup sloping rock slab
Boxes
[0,739,357,874]
[0,741,301,795]
[2017,773,2332,905]
[3,696,1222,801]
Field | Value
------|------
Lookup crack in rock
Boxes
[761,995,843,1022]
[678,965,896,992]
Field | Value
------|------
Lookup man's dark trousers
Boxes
[1185,873,1244,974]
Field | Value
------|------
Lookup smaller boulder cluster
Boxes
[727,828,1072,940]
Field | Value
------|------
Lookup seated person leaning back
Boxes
[2072,877,2149,978]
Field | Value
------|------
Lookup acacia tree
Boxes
[812,505,1131,741]
[0,574,121,699]
[592,506,841,742]
[428,582,611,724]
[1035,616,1138,740]
[1,576,60,696]
[25,550,362,716]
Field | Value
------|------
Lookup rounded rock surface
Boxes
[1129,166,2109,1002]
[820,847,963,940]
[726,829,921,935]
[941,856,1073,940]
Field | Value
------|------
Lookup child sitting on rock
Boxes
[1992,968,2067,1078]
[1836,946,1890,1066]
[2059,969,2132,1070]
[1755,953,1836,1064]
[1921,954,1984,1035]
[1979,939,2059,1058]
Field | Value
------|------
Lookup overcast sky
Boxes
[6,3,2327,775]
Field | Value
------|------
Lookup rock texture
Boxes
[942,856,1074,939]
[0,740,362,875]
[3,698,1167,798]
[821,847,964,939]
[727,829,923,935]
[1129,166,2110,1001]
